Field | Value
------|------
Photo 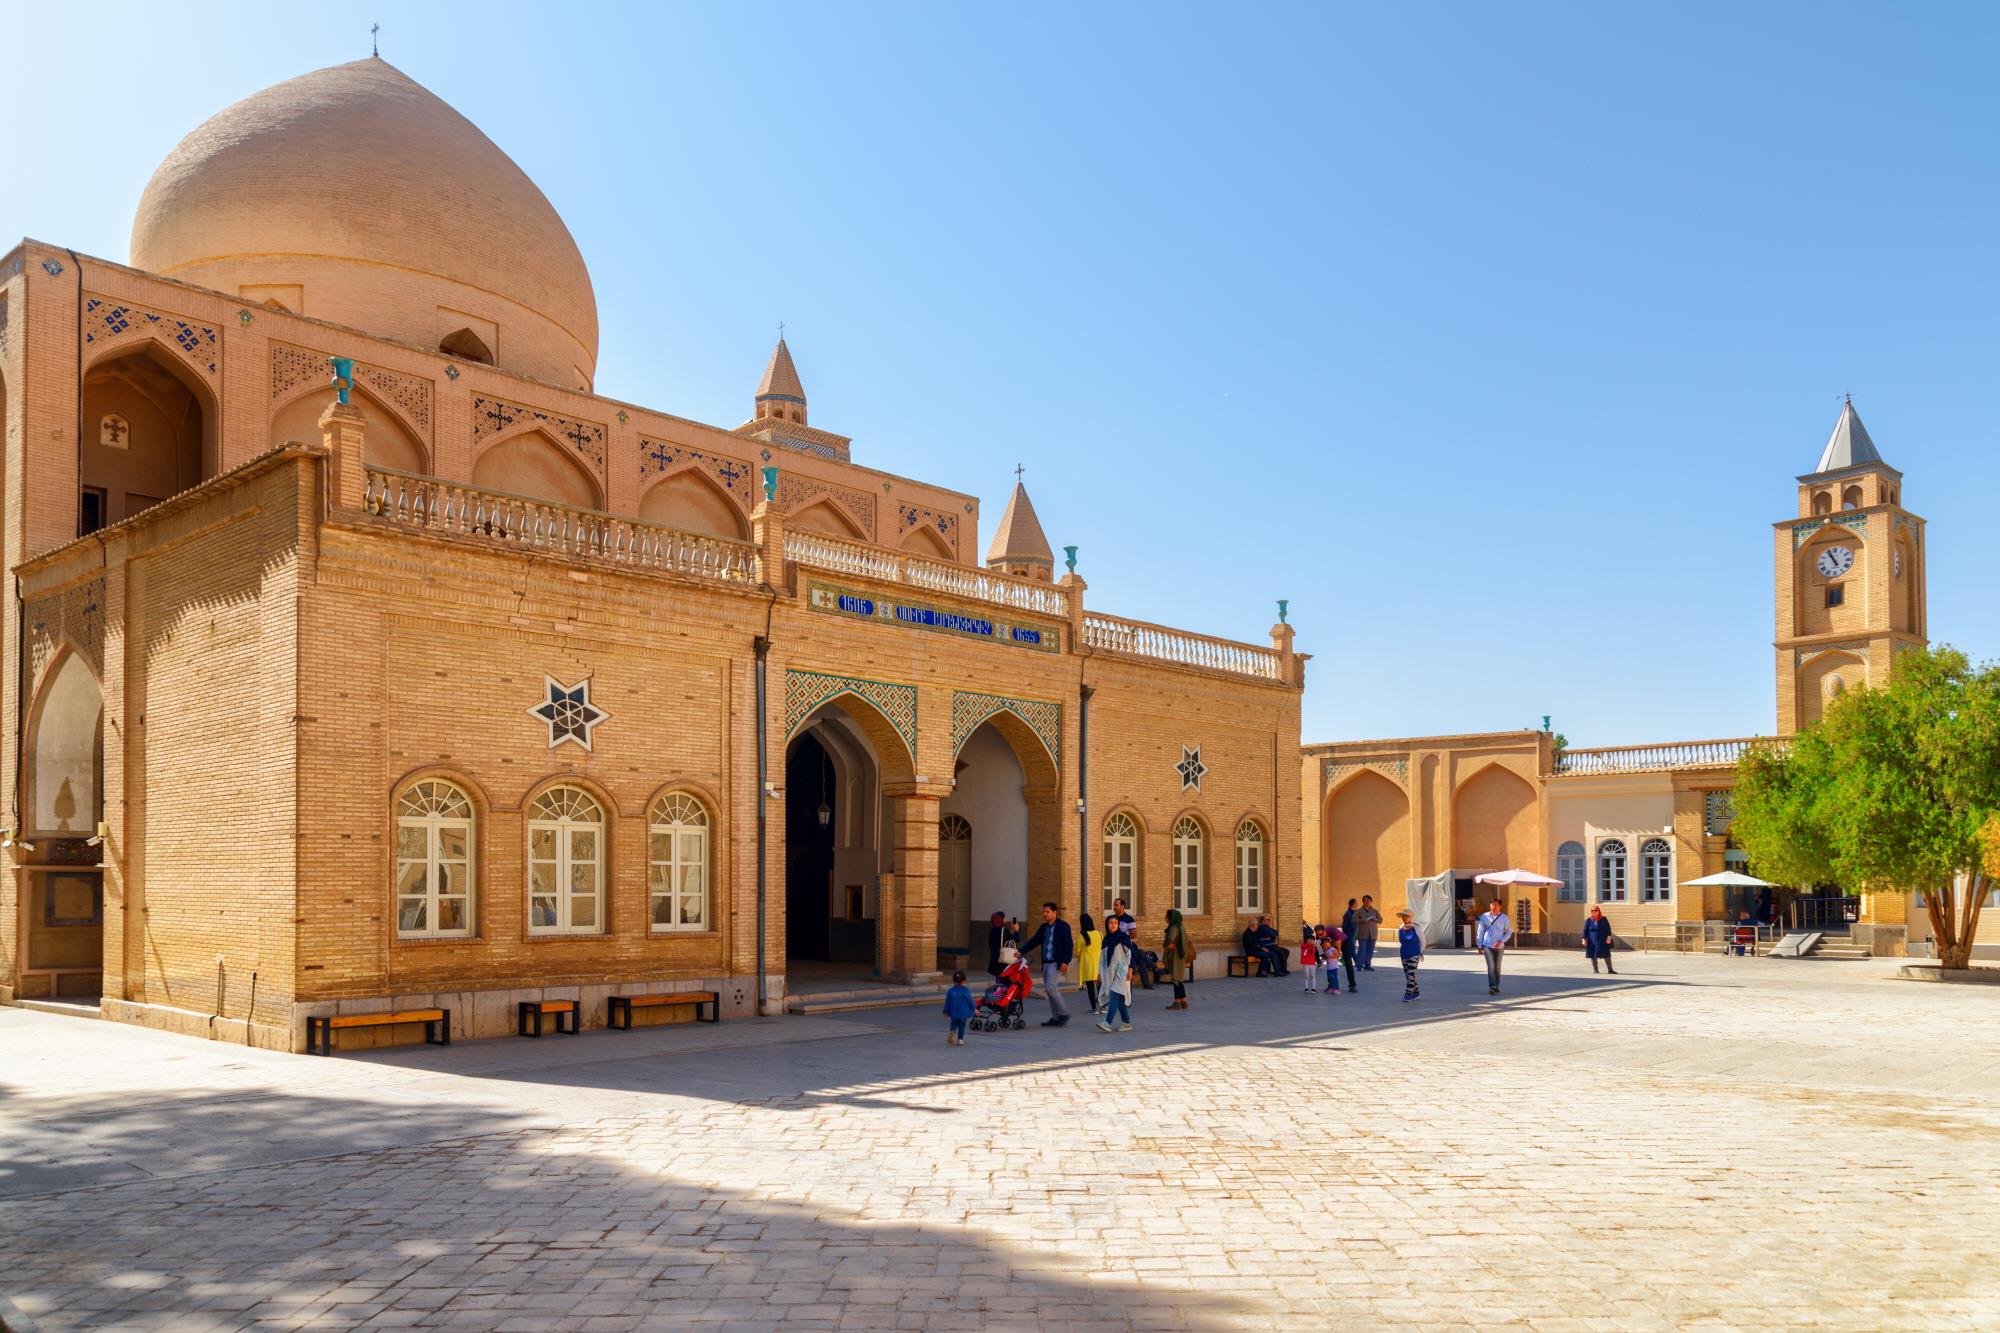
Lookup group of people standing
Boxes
[977,899,1194,1034]
[955,893,1628,1042]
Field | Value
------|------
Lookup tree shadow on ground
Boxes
[0,1087,1257,1331]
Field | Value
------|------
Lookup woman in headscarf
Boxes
[1077,913,1104,1013]
[985,911,1017,978]
[1163,908,1193,1010]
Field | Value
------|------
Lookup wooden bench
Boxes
[607,991,719,1030]
[1227,954,1266,978]
[517,998,579,1037]
[306,1008,450,1056]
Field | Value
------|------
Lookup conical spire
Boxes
[757,337,804,399]
[753,336,808,425]
[985,474,1055,581]
[1813,397,1884,473]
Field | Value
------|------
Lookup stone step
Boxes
[1814,946,1872,960]
[11,998,104,1020]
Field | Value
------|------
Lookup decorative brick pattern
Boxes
[950,690,1061,769]
[26,578,107,685]
[897,503,959,557]
[780,474,876,541]
[270,343,433,439]
[83,296,219,379]
[472,395,606,475]
[1322,757,1408,792]
[784,669,917,756]
[639,437,755,509]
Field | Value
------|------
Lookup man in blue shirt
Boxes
[1475,899,1513,995]
[1021,901,1074,1026]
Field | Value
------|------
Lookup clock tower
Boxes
[1773,399,1927,733]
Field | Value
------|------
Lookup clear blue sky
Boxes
[13,2,1997,747]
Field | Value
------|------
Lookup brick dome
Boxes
[131,58,599,389]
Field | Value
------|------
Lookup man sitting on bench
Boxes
[1252,916,1290,976]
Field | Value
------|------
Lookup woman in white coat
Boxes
[1096,922,1134,1033]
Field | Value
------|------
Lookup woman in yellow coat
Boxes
[1076,913,1104,1014]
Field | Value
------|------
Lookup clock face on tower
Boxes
[1816,546,1856,579]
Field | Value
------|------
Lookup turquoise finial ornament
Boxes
[328,356,356,406]
[1277,599,1289,625]
[1542,715,1552,732]
[761,466,779,504]
[1063,545,1078,575]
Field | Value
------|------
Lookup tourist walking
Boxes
[1355,895,1383,971]
[1475,898,1513,995]
[1020,901,1073,1026]
[1581,905,1617,974]
[1098,922,1134,1032]
[1078,913,1104,1012]
[1163,908,1193,1009]
[943,971,975,1044]
[1337,907,1359,993]
[1299,932,1321,993]
[1397,910,1423,1001]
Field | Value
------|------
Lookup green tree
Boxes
[1734,646,2000,969]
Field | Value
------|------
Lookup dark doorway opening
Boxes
[786,732,835,962]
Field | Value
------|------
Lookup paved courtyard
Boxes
[3,951,1999,1331]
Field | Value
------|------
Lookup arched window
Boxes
[528,785,604,934]
[440,327,494,365]
[1555,840,1586,902]
[1841,485,1863,510]
[1641,838,1673,903]
[396,780,474,938]
[1234,821,1265,914]
[1172,816,1205,914]
[1102,812,1139,913]
[648,792,710,932]
[1597,839,1628,903]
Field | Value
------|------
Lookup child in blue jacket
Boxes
[943,971,975,1044]
[1397,911,1424,1002]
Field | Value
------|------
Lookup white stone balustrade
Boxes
[1082,612,1283,681]
[362,467,756,582]
[1554,738,1758,775]
[783,531,1071,618]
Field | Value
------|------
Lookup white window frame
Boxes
[1172,816,1205,914]
[1234,821,1265,915]
[528,785,605,935]
[648,792,711,933]
[1640,838,1673,903]
[395,779,475,939]
[1597,840,1628,903]
[1102,812,1139,913]
[1555,841,1586,903]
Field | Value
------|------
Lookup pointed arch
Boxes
[270,380,429,473]
[1797,648,1867,727]
[440,327,494,365]
[900,523,955,561]
[785,672,918,786]
[1451,762,1537,871]
[639,467,750,540]
[471,427,602,509]
[789,497,866,540]
[1322,768,1410,920]
[26,647,104,836]
[81,341,216,526]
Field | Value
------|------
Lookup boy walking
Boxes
[1396,911,1423,1002]
[943,971,974,1044]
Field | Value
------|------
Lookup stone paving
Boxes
[4,950,1999,1331]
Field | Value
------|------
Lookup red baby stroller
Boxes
[973,950,1033,1032]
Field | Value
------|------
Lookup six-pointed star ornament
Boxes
[1176,744,1208,792]
[528,676,610,751]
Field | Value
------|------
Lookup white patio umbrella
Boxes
[1473,869,1564,888]
[1679,870,1777,889]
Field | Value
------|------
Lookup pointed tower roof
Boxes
[985,479,1055,571]
[757,338,805,401]
[1813,398,1885,474]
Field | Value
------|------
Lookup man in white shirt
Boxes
[1475,899,1513,995]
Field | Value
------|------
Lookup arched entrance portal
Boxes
[785,705,891,977]
[942,712,1063,973]
[80,343,215,535]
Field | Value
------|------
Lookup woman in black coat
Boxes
[985,912,1018,977]
[1581,906,1616,975]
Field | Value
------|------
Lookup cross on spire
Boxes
[371,23,380,56]
[1014,463,1025,483]
[777,320,785,341]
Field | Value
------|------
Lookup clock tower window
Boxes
[1825,585,1844,609]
